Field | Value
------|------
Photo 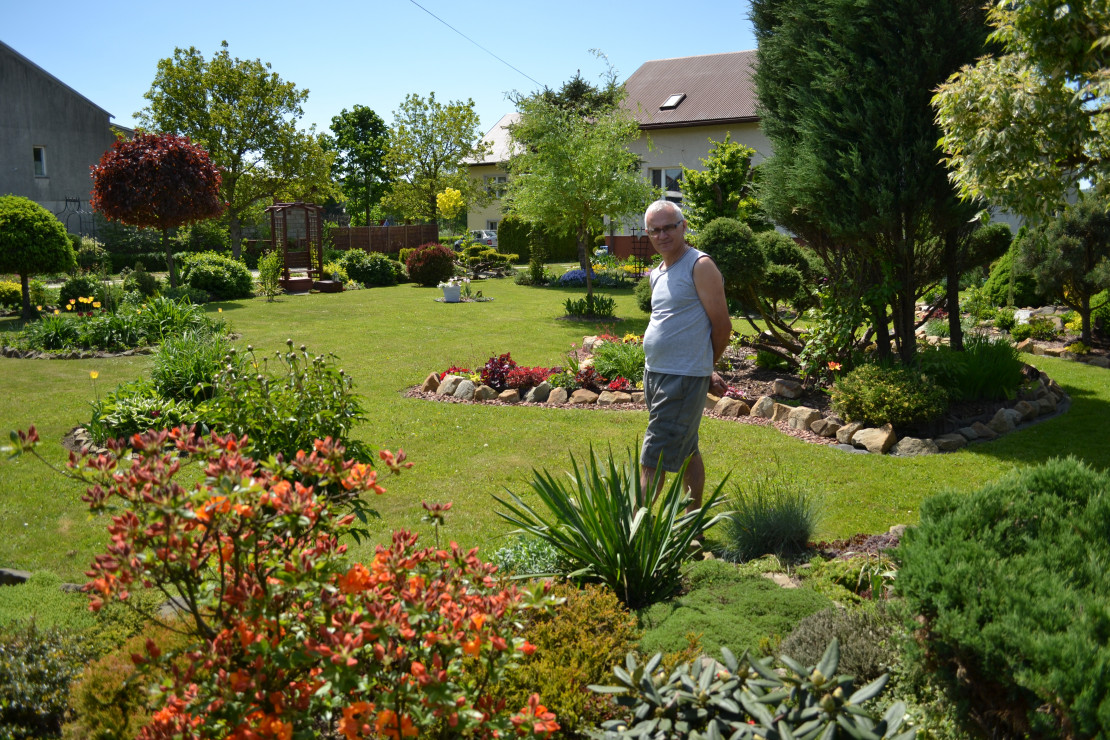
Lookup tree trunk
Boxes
[870,301,891,362]
[164,227,177,289]
[578,225,593,304]
[1081,294,1092,345]
[896,287,918,365]
[945,230,964,351]
[19,272,33,319]
[229,213,243,260]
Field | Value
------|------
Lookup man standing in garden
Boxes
[640,201,732,510]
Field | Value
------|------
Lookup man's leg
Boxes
[683,452,705,511]
[639,464,663,507]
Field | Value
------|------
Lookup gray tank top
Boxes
[643,247,713,376]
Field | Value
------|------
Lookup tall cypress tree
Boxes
[752,0,989,362]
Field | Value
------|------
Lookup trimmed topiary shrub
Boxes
[58,274,106,307]
[177,250,253,300]
[404,242,456,286]
[831,363,949,427]
[634,275,652,313]
[493,583,638,737]
[0,195,77,317]
[983,241,1044,307]
[897,457,1110,739]
[335,249,397,287]
[0,280,21,309]
[697,217,764,305]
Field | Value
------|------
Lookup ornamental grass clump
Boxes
[717,472,819,563]
[495,446,727,609]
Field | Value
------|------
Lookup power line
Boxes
[405,0,544,88]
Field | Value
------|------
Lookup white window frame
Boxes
[486,175,508,198]
[33,146,47,177]
[486,220,498,231]
[649,167,683,203]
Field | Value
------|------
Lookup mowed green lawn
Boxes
[1,279,1107,582]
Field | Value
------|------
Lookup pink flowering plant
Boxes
[6,426,560,740]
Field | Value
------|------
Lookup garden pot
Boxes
[314,280,343,293]
[442,284,461,303]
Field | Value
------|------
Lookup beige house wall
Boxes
[467,120,774,235]
[467,163,508,231]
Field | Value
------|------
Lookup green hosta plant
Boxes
[591,339,646,386]
[589,639,914,740]
[495,446,727,609]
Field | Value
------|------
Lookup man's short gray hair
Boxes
[644,200,684,227]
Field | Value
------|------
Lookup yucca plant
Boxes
[495,446,728,609]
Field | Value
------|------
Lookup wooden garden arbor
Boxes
[266,201,324,290]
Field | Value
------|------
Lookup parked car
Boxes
[454,229,498,250]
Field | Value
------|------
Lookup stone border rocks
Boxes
[414,336,1071,457]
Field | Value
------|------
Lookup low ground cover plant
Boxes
[177,251,252,300]
[897,457,1110,739]
[495,446,727,609]
[335,248,401,287]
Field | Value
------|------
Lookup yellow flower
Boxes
[68,299,76,304]
[92,301,101,309]
[218,308,223,313]
[53,309,59,315]
[35,305,42,311]
[89,371,99,380]
[65,304,73,311]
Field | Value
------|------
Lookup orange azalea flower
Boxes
[827,361,842,371]
[407,575,425,593]
[470,613,487,630]
[339,701,374,740]
[374,709,418,739]
[338,563,373,594]
[462,636,482,656]
[521,640,537,656]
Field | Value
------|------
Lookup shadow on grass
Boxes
[962,380,1110,473]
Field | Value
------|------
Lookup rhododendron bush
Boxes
[7,426,559,740]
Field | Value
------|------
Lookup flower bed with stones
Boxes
[411,336,1071,457]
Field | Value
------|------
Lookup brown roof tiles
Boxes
[622,50,758,129]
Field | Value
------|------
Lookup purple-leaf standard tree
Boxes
[91,132,224,288]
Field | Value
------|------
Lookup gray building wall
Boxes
[0,40,121,233]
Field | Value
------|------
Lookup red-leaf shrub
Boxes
[10,426,559,740]
[480,352,518,391]
[506,366,554,391]
[404,242,456,286]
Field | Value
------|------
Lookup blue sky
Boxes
[3,1,757,138]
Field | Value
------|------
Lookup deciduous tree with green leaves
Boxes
[91,132,224,288]
[383,92,489,223]
[137,41,338,258]
[504,91,653,302]
[0,195,75,318]
[933,0,1110,220]
[680,134,767,233]
[1019,192,1110,343]
[325,105,391,226]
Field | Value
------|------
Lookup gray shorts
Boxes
[641,370,710,473]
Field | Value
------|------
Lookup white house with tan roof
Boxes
[466,50,772,234]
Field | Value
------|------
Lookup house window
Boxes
[660,93,686,110]
[650,167,683,203]
[486,220,498,231]
[486,175,508,197]
[33,146,47,177]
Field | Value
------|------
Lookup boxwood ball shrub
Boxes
[897,458,1110,739]
[404,241,456,286]
[177,250,253,300]
[336,249,398,287]
[831,363,949,427]
[0,194,77,316]
[0,280,21,309]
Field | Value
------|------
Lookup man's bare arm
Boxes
[693,256,733,364]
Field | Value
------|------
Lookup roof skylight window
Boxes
[660,93,686,110]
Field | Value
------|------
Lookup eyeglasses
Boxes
[645,221,684,238]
